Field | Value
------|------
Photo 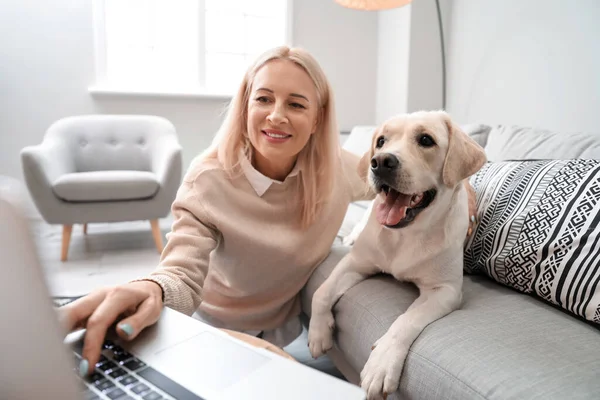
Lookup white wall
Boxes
[446,0,600,132]
[406,0,451,112]
[294,0,378,132]
[0,0,378,181]
[376,6,411,124]
[375,0,451,124]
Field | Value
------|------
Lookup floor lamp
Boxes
[334,0,447,109]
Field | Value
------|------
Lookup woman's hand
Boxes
[59,280,164,377]
[465,180,478,236]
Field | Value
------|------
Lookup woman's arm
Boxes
[145,180,219,316]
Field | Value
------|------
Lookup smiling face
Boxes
[370,113,450,197]
[357,111,486,229]
[246,59,320,180]
[367,113,449,228]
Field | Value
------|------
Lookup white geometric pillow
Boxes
[464,159,600,325]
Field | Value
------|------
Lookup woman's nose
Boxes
[267,103,288,125]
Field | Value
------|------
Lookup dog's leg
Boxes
[360,283,462,400]
[308,252,378,358]
[343,201,374,246]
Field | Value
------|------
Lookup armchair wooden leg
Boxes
[61,224,73,262]
[150,219,164,254]
[83,223,88,235]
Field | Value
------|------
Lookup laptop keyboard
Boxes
[73,339,205,400]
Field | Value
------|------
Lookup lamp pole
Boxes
[335,0,447,109]
[435,0,446,109]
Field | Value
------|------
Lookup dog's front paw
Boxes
[360,334,409,400]
[307,312,335,359]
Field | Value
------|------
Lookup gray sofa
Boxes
[301,124,600,399]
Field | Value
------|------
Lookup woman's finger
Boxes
[79,287,148,376]
[58,289,108,333]
[116,295,163,341]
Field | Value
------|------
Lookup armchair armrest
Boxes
[20,139,76,222]
[21,139,75,188]
[150,135,182,188]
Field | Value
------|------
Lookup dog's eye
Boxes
[418,134,436,148]
[376,136,386,148]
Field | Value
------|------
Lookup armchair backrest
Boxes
[45,115,177,172]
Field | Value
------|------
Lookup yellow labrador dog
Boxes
[308,111,487,400]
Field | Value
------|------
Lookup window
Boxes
[91,0,292,97]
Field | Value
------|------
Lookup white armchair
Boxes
[21,115,182,261]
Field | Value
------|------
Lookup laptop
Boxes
[0,177,366,400]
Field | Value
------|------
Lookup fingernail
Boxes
[79,359,89,377]
[119,323,134,337]
[471,215,476,223]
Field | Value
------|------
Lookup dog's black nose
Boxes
[371,153,399,173]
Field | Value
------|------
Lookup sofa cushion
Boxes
[302,247,600,400]
[342,125,376,204]
[461,123,493,148]
[342,125,376,157]
[338,126,377,240]
[484,125,600,161]
[466,159,600,326]
[52,171,159,202]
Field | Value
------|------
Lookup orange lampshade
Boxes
[334,0,413,11]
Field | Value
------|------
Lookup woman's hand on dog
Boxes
[465,180,477,236]
[58,280,163,377]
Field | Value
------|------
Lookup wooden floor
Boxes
[32,216,173,297]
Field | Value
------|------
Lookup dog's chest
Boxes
[372,229,446,279]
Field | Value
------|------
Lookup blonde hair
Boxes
[200,46,341,228]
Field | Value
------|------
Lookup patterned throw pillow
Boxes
[464,159,600,325]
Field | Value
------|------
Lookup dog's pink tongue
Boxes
[376,190,411,226]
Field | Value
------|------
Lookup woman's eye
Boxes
[256,96,270,103]
[376,136,386,148]
[290,102,306,109]
[418,134,436,147]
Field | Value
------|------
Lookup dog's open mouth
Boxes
[376,184,437,228]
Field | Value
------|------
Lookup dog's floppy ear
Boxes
[442,118,487,187]
[357,127,379,183]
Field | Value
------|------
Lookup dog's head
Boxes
[358,111,487,229]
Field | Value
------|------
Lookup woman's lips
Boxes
[262,129,292,142]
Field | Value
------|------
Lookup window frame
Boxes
[89,0,294,99]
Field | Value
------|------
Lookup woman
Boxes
[65,45,372,377]
[63,45,477,378]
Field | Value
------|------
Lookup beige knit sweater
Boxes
[147,149,371,331]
